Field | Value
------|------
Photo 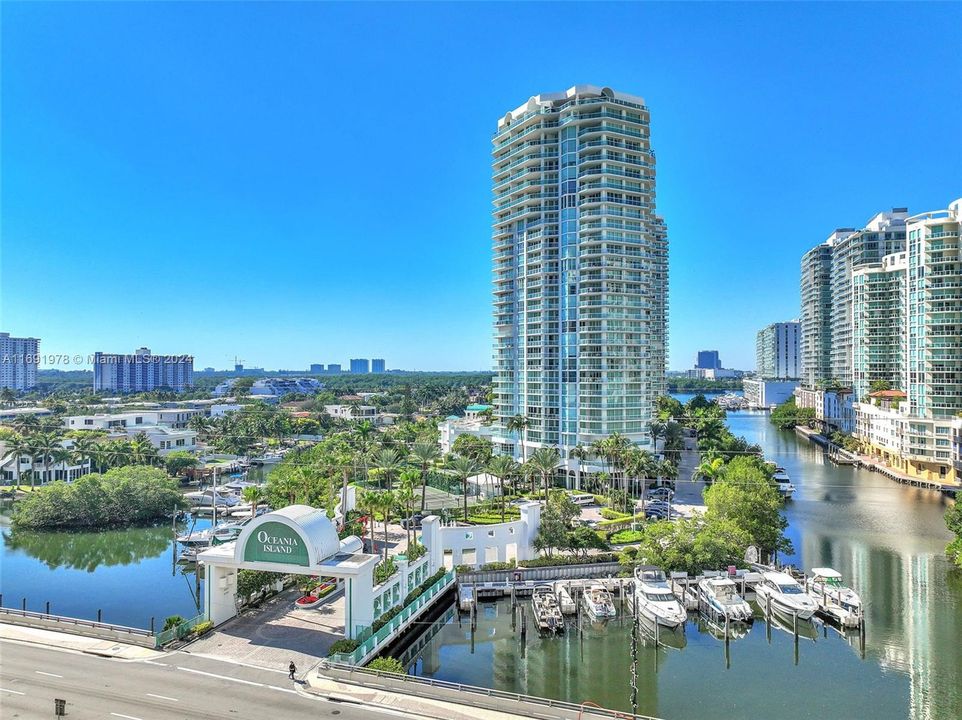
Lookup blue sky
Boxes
[2,2,959,372]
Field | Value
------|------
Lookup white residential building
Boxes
[743,379,799,408]
[61,412,197,455]
[756,321,800,379]
[323,405,380,423]
[0,437,90,484]
[0,333,39,391]
[491,85,668,473]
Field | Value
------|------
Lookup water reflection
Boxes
[3,524,174,572]
[404,412,961,720]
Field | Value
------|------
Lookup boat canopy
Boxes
[810,567,843,579]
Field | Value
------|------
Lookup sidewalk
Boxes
[307,674,552,720]
[0,622,164,660]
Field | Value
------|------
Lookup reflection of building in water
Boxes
[801,533,959,720]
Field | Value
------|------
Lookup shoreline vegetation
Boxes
[11,466,187,530]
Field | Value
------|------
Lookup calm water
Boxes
[404,411,962,720]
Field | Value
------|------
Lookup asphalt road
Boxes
[0,640,404,720]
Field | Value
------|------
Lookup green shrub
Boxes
[191,620,213,636]
[609,529,644,544]
[237,570,285,599]
[371,606,402,632]
[600,508,630,521]
[480,560,516,571]
[368,656,406,674]
[374,557,398,585]
[454,564,474,574]
[406,542,426,561]
[328,638,361,656]
[518,552,620,568]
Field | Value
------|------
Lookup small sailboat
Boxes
[582,583,617,619]
[633,567,687,629]
[754,571,818,620]
[697,577,753,623]
[807,568,862,628]
[555,583,576,615]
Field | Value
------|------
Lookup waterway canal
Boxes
[403,411,961,720]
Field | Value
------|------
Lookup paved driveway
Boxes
[186,588,345,671]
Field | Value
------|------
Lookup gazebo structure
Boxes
[198,505,379,638]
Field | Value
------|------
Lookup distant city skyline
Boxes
[2,3,959,371]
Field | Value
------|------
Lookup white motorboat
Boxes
[807,568,862,627]
[184,489,240,508]
[582,583,617,619]
[532,585,564,633]
[697,577,754,623]
[633,567,687,629]
[772,467,796,499]
[753,571,817,620]
[177,520,246,546]
[555,583,576,615]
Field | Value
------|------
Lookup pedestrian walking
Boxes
[289,660,296,680]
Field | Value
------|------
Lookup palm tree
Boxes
[525,447,561,504]
[352,420,376,481]
[372,448,403,491]
[396,470,418,546]
[569,444,590,491]
[486,454,518,522]
[4,435,31,488]
[648,421,667,452]
[12,414,40,436]
[409,440,440,512]
[692,455,725,486]
[70,435,97,477]
[29,432,60,488]
[377,490,396,562]
[506,415,530,464]
[242,485,263,517]
[130,432,157,465]
[0,387,15,407]
[448,455,481,522]
[50,447,73,481]
[624,447,655,512]
[358,489,381,554]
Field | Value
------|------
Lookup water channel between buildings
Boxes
[1,406,960,719]
[400,410,962,720]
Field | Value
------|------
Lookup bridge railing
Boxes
[0,607,153,638]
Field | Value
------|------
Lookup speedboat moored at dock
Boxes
[806,567,862,627]
[634,567,687,629]
[753,571,817,620]
[697,576,754,623]
[582,583,617,619]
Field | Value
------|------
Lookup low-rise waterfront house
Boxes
[743,379,799,408]
[439,414,496,454]
[0,437,91,484]
[324,404,380,423]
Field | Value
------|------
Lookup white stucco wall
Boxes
[421,502,541,570]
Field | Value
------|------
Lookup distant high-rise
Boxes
[491,85,668,460]
[694,350,721,370]
[349,359,370,374]
[800,209,908,391]
[0,332,39,391]
[309,363,324,373]
[371,359,386,373]
[94,347,193,393]
[327,364,342,373]
[755,322,800,379]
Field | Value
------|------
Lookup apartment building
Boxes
[756,321,800,379]
[490,85,668,469]
[93,347,193,393]
[0,333,39,391]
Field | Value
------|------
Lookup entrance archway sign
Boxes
[244,522,309,566]
[198,504,379,638]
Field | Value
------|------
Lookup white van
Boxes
[570,493,596,506]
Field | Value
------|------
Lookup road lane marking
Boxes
[143,660,168,667]
[146,693,179,702]
[35,671,63,678]
[111,714,143,720]
[0,688,25,695]
[268,685,298,694]
[177,666,265,687]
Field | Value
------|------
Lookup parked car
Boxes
[399,513,425,530]
[647,487,674,500]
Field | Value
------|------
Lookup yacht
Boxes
[772,467,796,499]
[697,577,753,623]
[633,567,687,629]
[582,583,617,619]
[531,585,564,633]
[806,567,862,627]
[177,521,245,546]
[555,583,576,615]
[184,489,240,508]
[753,571,817,620]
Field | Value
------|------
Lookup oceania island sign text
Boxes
[243,521,310,566]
